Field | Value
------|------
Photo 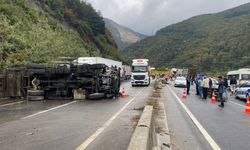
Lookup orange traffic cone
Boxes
[245,96,250,114]
[182,88,187,99]
[121,87,127,98]
[211,91,217,104]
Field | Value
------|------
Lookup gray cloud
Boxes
[87,0,250,35]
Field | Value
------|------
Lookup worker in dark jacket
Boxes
[186,76,191,95]
[195,77,200,95]
[230,76,237,94]
[218,76,225,107]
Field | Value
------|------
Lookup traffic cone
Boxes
[121,87,127,98]
[245,96,250,114]
[182,88,187,99]
[211,91,217,104]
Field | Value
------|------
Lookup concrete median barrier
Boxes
[128,86,172,150]
[127,105,153,150]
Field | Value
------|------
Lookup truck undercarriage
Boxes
[0,63,120,100]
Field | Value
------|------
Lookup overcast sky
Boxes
[86,0,250,35]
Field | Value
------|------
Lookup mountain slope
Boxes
[104,18,146,50]
[123,3,250,73]
[0,0,119,68]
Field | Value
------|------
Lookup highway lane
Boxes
[163,85,212,150]
[0,100,74,124]
[0,81,153,150]
[166,83,250,150]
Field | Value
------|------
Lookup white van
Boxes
[227,68,250,85]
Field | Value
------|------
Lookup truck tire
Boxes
[27,90,44,96]
[88,93,105,100]
[106,93,114,99]
[28,96,44,101]
[27,64,45,69]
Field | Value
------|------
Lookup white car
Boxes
[235,82,250,100]
[174,77,187,87]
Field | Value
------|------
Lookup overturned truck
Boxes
[0,62,121,100]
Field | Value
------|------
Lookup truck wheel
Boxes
[27,90,44,96]
[88,93,105,100]
[106,93,114,99]
[28,96,44,101]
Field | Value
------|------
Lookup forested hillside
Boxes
[123,3,250,73]
[0,0,119,69]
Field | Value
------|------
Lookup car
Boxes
[174,76,186,87]
[235,82,250,100]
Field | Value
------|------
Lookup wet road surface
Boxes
[165,82,250,150]
[1,80,249,150]
[0,81,153,150]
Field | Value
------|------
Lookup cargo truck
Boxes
[0,57,122,100]
[131,59,150,86]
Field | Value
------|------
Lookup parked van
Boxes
[227,68,250,85]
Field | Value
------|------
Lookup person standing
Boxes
[202,76,210,99]
[197,77,203,98]
[218,76,225,107]
[223,76,229,101]
[230,76,237,94]
[198,77,203,98]
[186,76,191,95]
[209,77,213,97]
[195,76,200,95]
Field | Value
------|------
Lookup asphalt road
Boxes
[165,82,250,150]
[0,81,153,150]
[2,80,249,150]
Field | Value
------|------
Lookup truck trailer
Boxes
[0,57,122,100]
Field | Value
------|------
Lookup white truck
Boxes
[76,57,130,79]
[77,57,122,68]
[131,59,150,86]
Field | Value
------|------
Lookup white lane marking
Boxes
[0,101,25,107]
[76,88,146,150]
[22,101,77,119]
[229,101,245,108]
[167,86,221,150]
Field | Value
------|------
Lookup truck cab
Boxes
[131,59,150,86]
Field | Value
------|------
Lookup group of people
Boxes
[190,75,236,108]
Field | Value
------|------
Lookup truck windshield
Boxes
[132,66,148,72]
